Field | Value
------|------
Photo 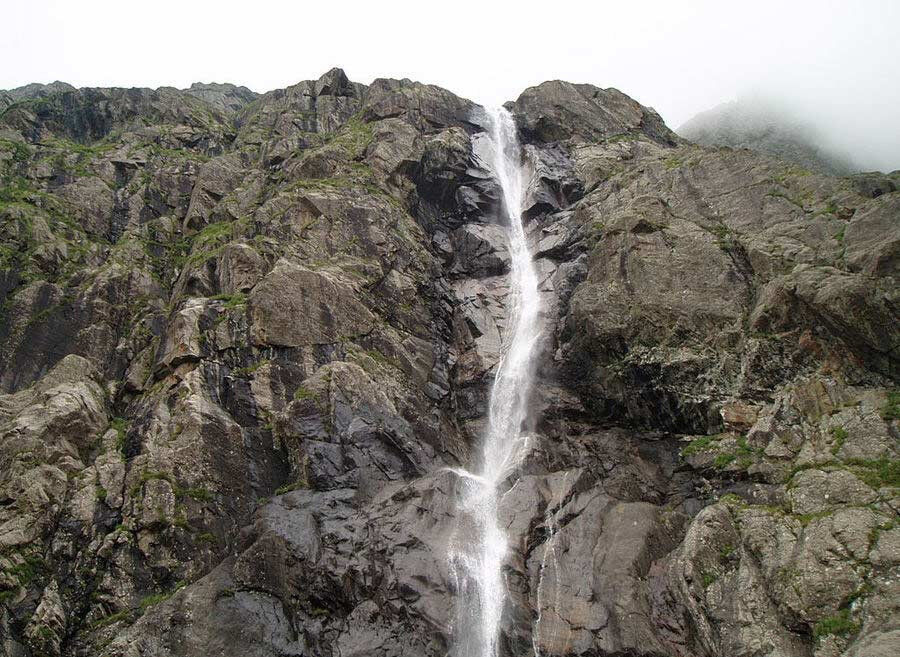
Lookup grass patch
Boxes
[786,458,900,490]
[194,221,234,246]
[91,581,188,629]
[171,510,190,530]
[138,593,171,610]
[275,456,311,495]
[718,493,745,507]
[44,136,116,157]
[830,426,848,455]
[766,190,805,209]
[681,435,717,456]
[289,176,358,193]
[795,510,833,527]
[683,435,760,470]
[603,133,642,144]
[331,115,374,158]
[786,461,829,481]
[772,166,812,185]
[275,480,307,495]
[182,487,214,503]
[709,223,730,240]
[109,417,129,453]
[293,386,315,401]
[0,139,30,170]
[91,608,136,629]
[174,219,250,270]
[881,390,900,421]
[4,555,45,586]
[138,584,186,610]
[129,470,174,496]
[211,292,247,309]
[736,437,757,458]
[233,359,270,377]
[845,457,900,489]
[714,453,736,469]
[131,471,219,504]
[813,609,859,640]
[145,143,210,163]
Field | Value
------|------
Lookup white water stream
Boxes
[450,107,541,657]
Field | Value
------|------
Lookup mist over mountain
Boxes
[678,93,899,177]
[0,69,897,657]
[678,97,857,175]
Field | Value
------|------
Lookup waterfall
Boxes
[450,107,541,657]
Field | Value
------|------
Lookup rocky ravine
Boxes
[0,70,897,657]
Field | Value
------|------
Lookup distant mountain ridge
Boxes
[0,80,260,116]
[0,81,76,111]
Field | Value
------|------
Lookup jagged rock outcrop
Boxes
[0,69,897,657]
[513,80,678,146]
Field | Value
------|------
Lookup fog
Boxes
[733,76,900,174]
[4,0,898,171]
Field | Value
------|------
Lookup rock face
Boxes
[0,69,897,657]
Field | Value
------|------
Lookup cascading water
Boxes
[449,107,541,657]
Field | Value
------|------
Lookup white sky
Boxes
[4,0,899,169]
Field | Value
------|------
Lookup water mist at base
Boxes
[448,107,541,657]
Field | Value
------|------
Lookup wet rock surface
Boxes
[0,70,897,657]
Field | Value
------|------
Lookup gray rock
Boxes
[788,469,878,515]
[249,260,374,348]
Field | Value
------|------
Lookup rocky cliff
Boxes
[0,69,897,657]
